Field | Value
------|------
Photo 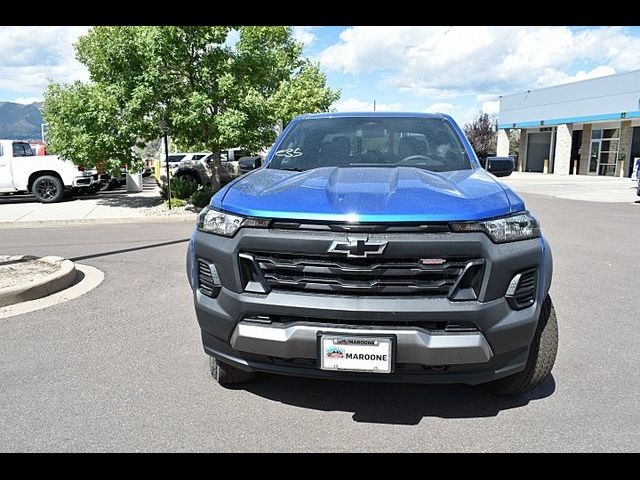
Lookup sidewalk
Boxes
[0,178,198,227]
[502,172,639,203]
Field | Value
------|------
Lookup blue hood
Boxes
[215,167,521,222]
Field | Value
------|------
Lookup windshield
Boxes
[268,117,471,172]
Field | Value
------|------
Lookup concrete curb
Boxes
[0,263,104,320]
[0,214,198,229]
[0,256,77,307]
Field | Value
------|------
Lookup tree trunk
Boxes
[210,148,222,191]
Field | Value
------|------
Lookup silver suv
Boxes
[172,149,249,186]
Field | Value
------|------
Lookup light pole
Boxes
[159,119,171,210]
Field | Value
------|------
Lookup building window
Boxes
[589,128,620,176]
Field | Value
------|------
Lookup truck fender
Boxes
[540,236,553,300]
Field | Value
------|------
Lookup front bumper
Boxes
[189,227,552,385]
[231,321,493,364]
[72,173,101,188]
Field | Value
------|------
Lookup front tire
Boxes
[208,355,255,386]
[32,175,64,203]
[486,295,558,395]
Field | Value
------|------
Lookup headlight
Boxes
[197,206,269,237]
[450,212,540,243]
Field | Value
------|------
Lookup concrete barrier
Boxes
[0,256,77,307]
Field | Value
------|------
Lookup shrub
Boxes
[160,182,169,200]
[165,198,186,208]
[160,177,199,200]
[190,186,216,209]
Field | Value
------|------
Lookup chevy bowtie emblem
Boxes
[328,236,387,258]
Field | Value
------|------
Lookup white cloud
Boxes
[481,100,499,115]
[455,107,484,127]
[293,26,318,46]
[423,102,481,126]
[11,96,43,104]
[476,94,498,103]
[320,26,427,74]
[424,102,456,114]
[332,97,403,112]
[330,98,477,126]
[319,26,640,98]
[534,65,616,87]
[474,94,499,115]
[0,26,90,98]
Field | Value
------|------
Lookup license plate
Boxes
[319,334,393,373]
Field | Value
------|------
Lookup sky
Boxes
[2,26,640,125]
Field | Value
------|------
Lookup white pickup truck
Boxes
[0,140,101,203]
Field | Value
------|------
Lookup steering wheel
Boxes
[397,154,439,166]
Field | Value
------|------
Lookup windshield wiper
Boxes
[278,167,306,172]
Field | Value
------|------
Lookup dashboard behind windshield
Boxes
[268,117,471,172]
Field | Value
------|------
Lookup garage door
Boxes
[526,132,551,173]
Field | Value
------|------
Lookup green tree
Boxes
[463,112,497,161]
[43,26,339,189]
[43,82,142,175]
[271,61,340,126]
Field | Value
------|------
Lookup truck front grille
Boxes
[241,252,484,297]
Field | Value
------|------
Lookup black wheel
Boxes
[208,355,255,386]
[32,175,64,203]
[485,295,558,395]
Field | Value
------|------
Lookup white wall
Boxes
[499,70,640,126]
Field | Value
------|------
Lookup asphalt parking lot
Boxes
[0,188,639,452]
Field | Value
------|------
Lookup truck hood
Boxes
[217,167,519,222]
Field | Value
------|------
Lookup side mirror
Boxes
[486,156,515,177]
[238,156,262,172]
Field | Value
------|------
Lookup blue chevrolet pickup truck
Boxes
[187,112,557,395]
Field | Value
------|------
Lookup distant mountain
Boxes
[0,101,44,140]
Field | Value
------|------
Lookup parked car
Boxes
[219,147,250,183]
[186,112,557,395]
[172,148,250,186]
[99,164,152,191]
[167,153,188,169]
[0,140,101,202]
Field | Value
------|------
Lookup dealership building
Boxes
[496,69,640,177]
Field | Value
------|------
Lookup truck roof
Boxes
[298,112,448,120]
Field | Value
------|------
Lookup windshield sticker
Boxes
[275,147,303,158]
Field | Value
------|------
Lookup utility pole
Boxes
[159,119,171,210]
[373,99,376,112]
[164,131,171,209]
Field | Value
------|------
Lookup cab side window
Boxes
[12,143,34,157]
